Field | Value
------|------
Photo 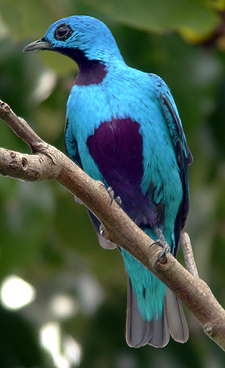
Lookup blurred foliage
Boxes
[0,0,225,367]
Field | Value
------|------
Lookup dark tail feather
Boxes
[165,288,189,343]
[126,279,188,348]
[126,279,169,347]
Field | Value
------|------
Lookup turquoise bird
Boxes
[24,15,193,347]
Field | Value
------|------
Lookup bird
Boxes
[24,15,193,348]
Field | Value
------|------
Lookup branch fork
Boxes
[1,100,225,350]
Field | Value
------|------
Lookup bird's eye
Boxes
[55,24,72,41]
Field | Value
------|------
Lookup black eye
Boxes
[55,24,72,41]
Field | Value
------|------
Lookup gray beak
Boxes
[23,38,52,52]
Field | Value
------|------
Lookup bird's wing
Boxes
[65,117,83,168]
[150,74,193,255]
[65,117,117,250]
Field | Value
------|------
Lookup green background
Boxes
[0,0,225,367]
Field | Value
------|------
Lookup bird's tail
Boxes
[126,279,189,347]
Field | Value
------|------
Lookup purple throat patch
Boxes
[75,61,107,85]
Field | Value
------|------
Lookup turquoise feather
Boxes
[24,15,193,347]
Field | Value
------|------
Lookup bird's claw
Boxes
[107,187,122,206]
[153,229,170,264]
[99,223,105,236]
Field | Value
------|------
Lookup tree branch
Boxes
[1,100,225,350]
[181,232,199,278]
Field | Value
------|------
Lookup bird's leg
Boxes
[153,228,171,264]
[107,187,122,206]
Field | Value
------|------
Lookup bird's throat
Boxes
[75,60,107,86]
[55,47,107,85]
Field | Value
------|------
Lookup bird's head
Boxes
[23,15,123,66]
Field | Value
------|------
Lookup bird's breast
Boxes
[87,117,143,190]
[86,117,162,228]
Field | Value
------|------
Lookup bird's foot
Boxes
[153,229,171,264]
[107,187,122,206]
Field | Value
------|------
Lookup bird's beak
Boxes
[23,38,52,52]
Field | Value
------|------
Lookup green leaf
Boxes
[79,0,220,36]
[0,0,73,41]
[1,0,220,42]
